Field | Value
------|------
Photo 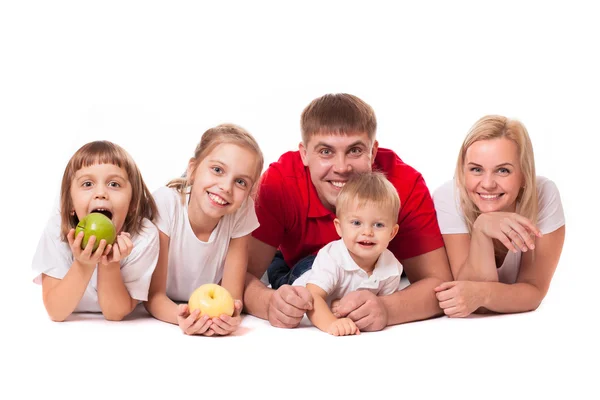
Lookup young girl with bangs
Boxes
[32,141,159,322]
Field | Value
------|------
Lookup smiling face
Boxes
[187,143,258,230]
[70,163,133,233]
[464,137,524,213]
[299,133,378,212]
[334,200,399,272]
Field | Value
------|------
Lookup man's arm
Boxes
[243,236,313,327]
[384,246,452,325]
[333,246,451,330]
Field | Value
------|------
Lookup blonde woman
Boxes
[432,115,565,317]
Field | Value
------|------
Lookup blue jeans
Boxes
[267,251,316,289]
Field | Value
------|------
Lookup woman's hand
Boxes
[434,281,487,318]
[473,212,542,253]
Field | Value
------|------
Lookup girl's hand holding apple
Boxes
[205,300,243,336]
[177,303,213,335]
[67,228,110,269]
[100,232,133,266]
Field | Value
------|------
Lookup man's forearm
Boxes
[383,277,444,325]
[243,272,273,320]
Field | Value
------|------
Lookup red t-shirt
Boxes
[252,148,444,267]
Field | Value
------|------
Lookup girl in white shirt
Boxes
[145,124,264,336]
[32,141,159,322]
[433,115,565,317]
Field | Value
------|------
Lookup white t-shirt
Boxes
[293,239,403,304]
[31,214,160,312]
[433,176,565,283]
[153,186,259,302]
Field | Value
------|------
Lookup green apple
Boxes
[188,283,235,319]
[74,212,117,251]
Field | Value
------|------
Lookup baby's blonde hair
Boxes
[336,171,400,222]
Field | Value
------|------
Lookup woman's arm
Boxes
[41,261,96,322]
[143,231,179,324]
[481,225,565,313]
[436,226,565,316]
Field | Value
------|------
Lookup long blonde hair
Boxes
[60,141,157,241]
[455,115,537,233]
[167,124,264,203]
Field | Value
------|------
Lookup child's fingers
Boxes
[81,236,97,258]
[188,315,212,335]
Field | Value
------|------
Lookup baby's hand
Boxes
[327,318,360,336]
[100,232,133,265]
[67,228,109,268]
[205,300,243,336]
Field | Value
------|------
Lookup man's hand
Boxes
[268,285,313,328]
[332,290,388,331]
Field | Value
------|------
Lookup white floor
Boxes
[6,260,596,400]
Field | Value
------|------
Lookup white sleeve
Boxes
[153,186,178,237]
[379,275,401,296]
[433,180,469,234]
[536,178,565,234]
[300,247,340,295]
[31,214,73,285]
[120,220,160,301]
[231,197,260,238]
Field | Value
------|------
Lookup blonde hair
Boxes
[301,93,377,144]
[59,141,157,241]
[455,115,537,233]
[336,171,400,222]
[167,123,264,203]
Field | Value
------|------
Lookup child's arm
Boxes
[96,233,138,321]
[144,231,213,334]
[41,262,95,322]
[306,283,359,336]
[208,234,250,336]
[41,230,108,321]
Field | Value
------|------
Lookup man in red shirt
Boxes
[243,93,452,331]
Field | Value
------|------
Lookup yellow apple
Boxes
[188,283,235,319]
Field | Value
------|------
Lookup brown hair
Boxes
[336,171,400,222]
[455,115,537,233]
[167,123,264,203]
[60,141,157,241]
[300,93,377,144]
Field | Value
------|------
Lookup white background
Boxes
[1,1,598,399]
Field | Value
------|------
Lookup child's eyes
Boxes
[108,181,121,188]
[350,220,361,226]
[235,178,247,187]
[82,181,93,187]
[212,166,223,174]
[374,222,385,228]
